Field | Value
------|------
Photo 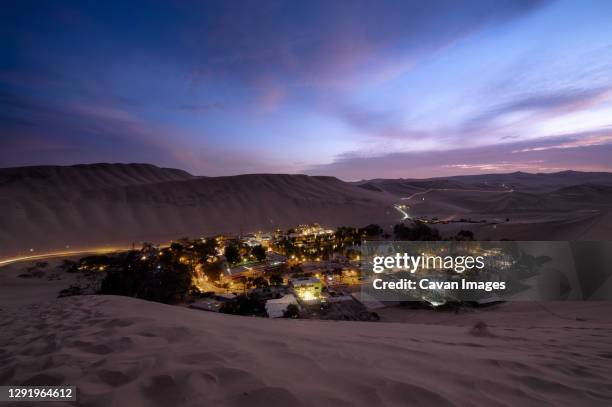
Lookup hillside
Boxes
[0,163,195,190]
[2,165,612,258]
[357,171,612,195]
[0,164,395,258]
[356,171,612,240]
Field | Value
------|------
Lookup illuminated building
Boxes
[290,277,323,301]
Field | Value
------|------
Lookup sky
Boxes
[2,0,612,180]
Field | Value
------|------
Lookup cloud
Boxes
[329,85,612,157]
[184,0,549,97]
[307,130,612,180]
[13,0,612,179]
[471,87,612,126]
[0,91,282,175]
[512,131,612,153]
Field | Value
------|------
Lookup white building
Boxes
[265,294,298,318]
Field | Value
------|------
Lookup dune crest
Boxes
[0,164,394,258]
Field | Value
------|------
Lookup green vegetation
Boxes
[252,245,267,261]
[99,251,193,304]
[359,224,383,237]
[219,294,267,316]
[393,221,442,240]
[269,274,284,286]
[272,224,377,261]
[455,230,475,241]
[393,222,479,241]
[224,244,241,265]
[283,304,300,318]
[86,238,220,304]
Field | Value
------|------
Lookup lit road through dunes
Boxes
[0,247,132,267]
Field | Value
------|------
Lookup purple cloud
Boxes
[307,131,612,180]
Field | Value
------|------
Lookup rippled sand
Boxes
[1,293,612,407]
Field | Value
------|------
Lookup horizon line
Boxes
[3,161,612,182]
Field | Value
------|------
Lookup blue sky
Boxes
[2,0,612,179]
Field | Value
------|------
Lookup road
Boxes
[0,246,132,267]
[393,204,410,220]
[393,187,514,221]
[400,187,514,201]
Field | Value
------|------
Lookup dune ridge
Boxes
[357,171,612,195]
[0,164,395,258]
[3,164,612,258]
[357,172,612,240]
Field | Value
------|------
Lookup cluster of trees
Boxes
[98,238,228,303]
[219,294,300,318]
[219,293,267,316]
[454,230,475,241]
[73,237,276,304]
[224,244,267,266]
[99,250,193,304]
[393,222,442,240]
[273,224,385,261]
[275,234,337,261]
[358,224,384,237]
[334,226,364,244]
[165,238,218,264]
[393,222,476,241]
[283,304,300,318]
[235,273,284,293]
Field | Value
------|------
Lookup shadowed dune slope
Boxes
[0,163,194,190]
[0,164,395,258]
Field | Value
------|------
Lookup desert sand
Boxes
[359,171,612,240]
[2,164,612,406]
[1,261,612,406]
[3,165,612,261]
[0,164,396,259]
[4,165,612,262]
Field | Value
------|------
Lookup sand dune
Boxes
[2,165,612,258]
[358,171,612,195]
[445,209,612,241]
[1,293,611,406]
[359,172,612,240]
[2,164,612,406]
[0,163,194,190]
[0,164,395,259]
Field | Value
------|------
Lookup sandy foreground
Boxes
[1,263,612,406]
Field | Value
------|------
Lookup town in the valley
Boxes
[54,221,494,321]
[58,223,391,321]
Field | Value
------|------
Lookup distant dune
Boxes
[0,164,395,258]
[356,171,612,195]
[2,164,612,259]
[357,171,612,240]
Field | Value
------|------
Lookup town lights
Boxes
[300,290,316,301]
